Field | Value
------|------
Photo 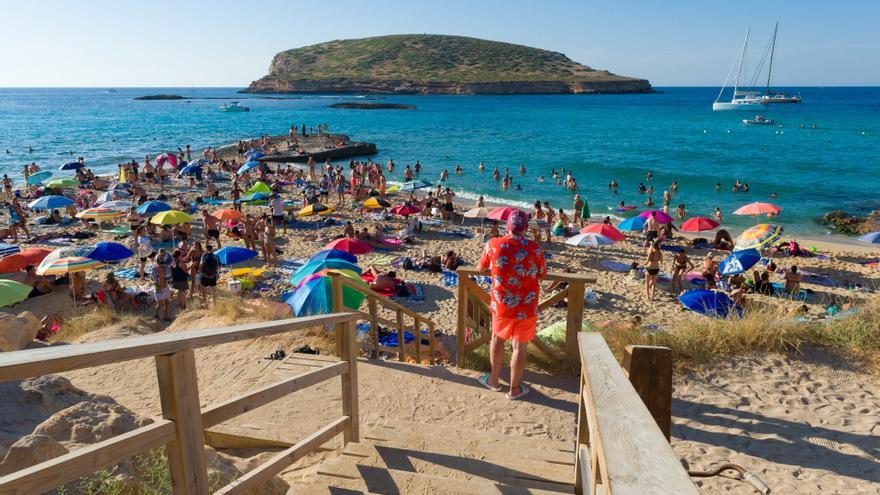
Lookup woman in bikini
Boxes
[670,248,694,295]
[187,242,203,300]
[702,254,718,290]
[644,240,663,301]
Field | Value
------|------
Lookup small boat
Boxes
[220,101,250,112]
[743,115,775,125]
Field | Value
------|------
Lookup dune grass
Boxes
[50,306,130,343]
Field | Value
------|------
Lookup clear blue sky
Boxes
[3,0,878,87]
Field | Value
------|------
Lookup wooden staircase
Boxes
[292,419,576,494]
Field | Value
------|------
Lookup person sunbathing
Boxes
[23,265,53,297]
[441,250,463,270]
[752,270,774,295]
[784,266,802,294]
[364,266,396,292]
[101,273,138,310]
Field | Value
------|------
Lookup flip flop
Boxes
[478,373,502,392]
[506,384,530,401]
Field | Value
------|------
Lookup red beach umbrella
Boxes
[680,217,720,232]
[324,238,373,255]
[486,207,522,221]
[733,202,781,216]
[0,248,53,274]
[637,210,675,224]
[579,223,625,241]
[390,204,422,217]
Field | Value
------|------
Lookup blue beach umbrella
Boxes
[400,180,431,192]
[136,201,172,215]
[244,148,259,156]
[289,259,362,286]
[86,242,134,263]
[59,161,83,171]
[617,216,647,231]
[179,165,202,176]
[26,171,52,185]
[857,232,880,245]
[0,243,21,258]
[215,246,258,266]
[309,249,358,264]
[679,290,743,319]
[28,195,74,211]
[719,249,761,276]
[246,152,265,160]
[237,161,261,175]
[283,271,367,317]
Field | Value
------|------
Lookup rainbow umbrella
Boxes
[637,210,675,224]
[0,280,33,307]
[289,259,362,286]
[733,224,784,252]
[39,246,95,269]
[36,256,105,276]
[76,207,125,220]
[363,197,391,209]
[26,171,53,185]
[284,270,368,316]
[150,210,193,225]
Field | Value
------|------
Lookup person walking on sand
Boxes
[477,210,547,400]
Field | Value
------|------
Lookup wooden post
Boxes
[338,319,359,443]
[413,316,422,364]
[565,281,586,362]
[330,274,344,357]
[428,321,436,365]
[456,276,467,367]
[368,297,379,358]
[574,375,587,495]
[623,345,673,441]
[395,309,405,362]
[155,350,209,495]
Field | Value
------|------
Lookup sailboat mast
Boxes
[733,28,750,96]
[765,22,778,95]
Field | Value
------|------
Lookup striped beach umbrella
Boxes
[76,207,126,220]
[28,195,74,211]
[150,210,192,225]
[0,243,21,258]
[733,224,784,251]
[36,256,105,276]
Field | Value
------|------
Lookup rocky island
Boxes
[243,34,653,95]
[133,94,190,100]
[329,102,416,110]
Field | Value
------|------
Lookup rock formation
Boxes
[0,311,40,352]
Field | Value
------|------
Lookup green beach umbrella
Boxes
[581,199,590,222]
[0,280,33,307]
[246,181,271,196]
[45,178,79,189]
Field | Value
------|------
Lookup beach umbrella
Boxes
[0,280,33,308]
[617,216,646,231]
[244,149,264,158]
[0,248,52,274]
[239,192,271,203]
[719,248,761,276]
[679,290,742,319]
[324,238,373,255]
[580,223,626,241]
[28,195,74,211]
[39,246,94,268]
[363,197,391,209]
[26,171,52,185]
[36,256,105,276]
[179,165,202,176]
[86,242,134,263]
[857,232,880,245]
[463,207,490,219]
[309,249,358,264]
[212,208,243,221]
[284,271,367,317]
[136,200,172,215]
[390,204,422,217]
[581,199,591,222]
[99,200,136,211]
[76,207,125,220]
[486,207,523,222]
[298,203,334,217]
[237,161,262,175]
[637,210,675,224]
[400,180,431,191]
[733,202,781,216]
[59,161,83,171]
[156,153,177,168]
[45,178,79,189]
[734,224,784,251]
[215,246,258,266]
[289,259,362,286]
[246,182,272,195]
[150,210,192,225]
[565,233,614,248]
[0,243,21,258]
[681,217,720,232]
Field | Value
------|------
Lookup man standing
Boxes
[198,245,220,305]
[477,210,547,400]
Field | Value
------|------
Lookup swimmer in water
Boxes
[715,182,721,192]
[770,192,778,199]
[519,164,526,175]
[478,161,485,171]
[538,176,545,183]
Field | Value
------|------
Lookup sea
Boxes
[1,87,878,236]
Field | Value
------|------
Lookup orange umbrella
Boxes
[579,223,625,241]
[212,208,243,221]
[733,202,781,216]
[0,248,53,274]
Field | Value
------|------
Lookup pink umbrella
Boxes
[486,207,523,221]
[156,153,178,168]
[680,217,720,232]
[580,223,626,241]
[733,202,781,216]
[637,210,675,224]
[324,238,373,255]
[390,204,422,216]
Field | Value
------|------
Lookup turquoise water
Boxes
[1,87,878,234]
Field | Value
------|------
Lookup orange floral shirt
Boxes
[479,234,547,319]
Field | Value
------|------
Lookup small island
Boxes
[134,94,190,101]
[329,102,415,110]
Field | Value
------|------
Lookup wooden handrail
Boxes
[456,267,598,284]
[0,312,361,495]
[574,333,698,495]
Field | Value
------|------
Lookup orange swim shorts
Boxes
[492,315,538,343]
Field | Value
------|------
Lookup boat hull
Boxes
[712,101,767,111]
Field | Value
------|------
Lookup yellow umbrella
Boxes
[363,197,391,209]
[150,210,193,225]
[298,204,335,218]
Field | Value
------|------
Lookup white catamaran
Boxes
[713,28,768,111]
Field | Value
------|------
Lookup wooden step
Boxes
[318,456,574,494]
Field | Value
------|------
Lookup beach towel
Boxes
[366,254,396,266]
[599,260,631,273]
[46,238,74,246]
[800,271,844,288]
[440,228,473,238]
[202,198,232,205]
[771,282,810,301]
[112,267,139,280]
[660,245,684,253]
[442,270,458,287]
[685,272,707,286]
[101,226,131,235]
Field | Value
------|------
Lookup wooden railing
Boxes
[575,332,698,495]
[0,313,360,495]
[329,272,437,364]
[455,268,597,366]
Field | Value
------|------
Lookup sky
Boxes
[2,0,878,87]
